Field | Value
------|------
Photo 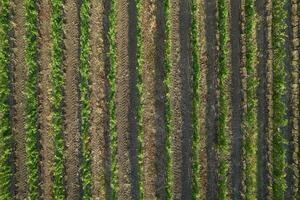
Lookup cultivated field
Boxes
[0,0,299,199]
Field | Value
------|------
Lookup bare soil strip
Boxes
[115,0,138,198]
[169,0,192,199]
[140,1,158,198]
[204,0,218,198]
[197,0,208,198]
[62,0,81,198]
[230,0,242,199]
[37,0,54,198]
[285,0,294,198]
[10,0,28,198]
[128,1,140,198]
[286,0,299,198]
[255,0,269,198]
[88,0,110,198]
[140,0,167,198]
[153,2,167,198]
[290,0,299,196]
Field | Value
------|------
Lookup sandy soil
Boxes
[88,0,111,199]
[62,0,81,198]
[37,0,54,198]
[10,0,28,198]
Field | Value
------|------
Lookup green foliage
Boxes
[242,0,258,199]
[136,0,144,198]
[190,0,200,199]
[24,0,40,198]
[0,0,13,198]
[79,0,92,198]
[216,0,230,199]
[163,0,172,198]
[108,0,117,198]
[50,0,65,197]
[272,0,288,199]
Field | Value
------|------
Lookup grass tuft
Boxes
[163,0,172,198]
[0,0,13,198]
[272,0,288,199]
[79,0,92,198]
[241,0,259,199]
[191,0,201,199]
[108,0,117,198]
[216,0,231,199]
[136,0,144,198]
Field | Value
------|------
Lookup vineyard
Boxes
[0,0,299,199]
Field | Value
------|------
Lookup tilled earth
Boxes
[0,0,299,199]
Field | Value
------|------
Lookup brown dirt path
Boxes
[88,0,110,199]
[153,1,168,198]
[37,0,54,198]
[140,3,157,198]
[62,0,81,198]
[204,0,218,198]
[140,0,167,199]
[10,0,28,198]
[230,0,242,199]
[115,0,138,198]
[170,0,193,199]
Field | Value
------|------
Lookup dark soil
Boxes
[230,0,242,199]
[204,0,218,198]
